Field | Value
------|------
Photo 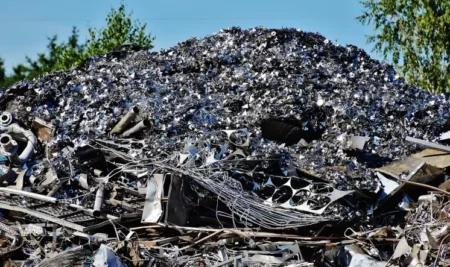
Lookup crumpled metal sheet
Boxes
[93,244,126,267]
[263,181,353,215]
[348,254,386,267]
[142,174,164,223]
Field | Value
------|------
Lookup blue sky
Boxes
[0,0,378,73]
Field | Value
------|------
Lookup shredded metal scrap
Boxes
[0,27,450,265]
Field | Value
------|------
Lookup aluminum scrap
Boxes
[0,26,449,266]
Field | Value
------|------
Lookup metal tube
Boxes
[0,112,12,127]
[47,182,62,197]
[121,119,151,137]
[69,204,118,220]
[0,187,57,203]
[93,186,105,217]
[0,134,17,155]
[111,106,139,134]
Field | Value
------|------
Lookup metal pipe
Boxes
[110,106,139,134]
[47,182,62,197]
[69,204,118,220]
[93,186,105,217]
[0,112,12,127]
[0,187,57,203]
[121,119,151,137]
[0,134,17,156]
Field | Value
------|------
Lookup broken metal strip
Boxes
[406,136,450,153]
[0,202,85,232]
[83,218,120,232]
[158,224,258,233]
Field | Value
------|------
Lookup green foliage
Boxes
[358,0,450,94]
[0,58,5,83]
[0,4,154,88]
[86,4,154,56]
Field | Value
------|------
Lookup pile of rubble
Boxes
[0,27,450,266]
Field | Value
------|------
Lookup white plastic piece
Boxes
[93,244,126,267]
[350,135,369,150]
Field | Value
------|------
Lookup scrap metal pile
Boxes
[1,27,450,266]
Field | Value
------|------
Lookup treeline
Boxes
[0,4,154,88]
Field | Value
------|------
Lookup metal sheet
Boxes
[142,174,164,223]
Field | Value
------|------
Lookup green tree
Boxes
[0,4,154,88]
[0,58,5,84]
[86,4,154,56]
[358,0,450,94]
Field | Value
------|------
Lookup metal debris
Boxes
[0,27,450,265]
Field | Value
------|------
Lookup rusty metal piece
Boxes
[121,119,151,137]
[111,106,139,135]
[31,118,55,143]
